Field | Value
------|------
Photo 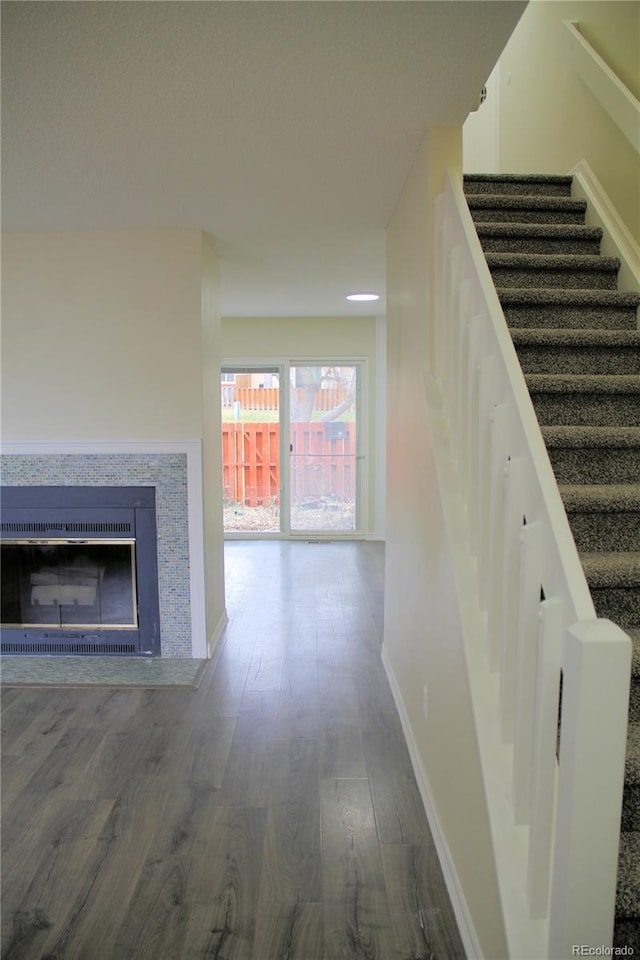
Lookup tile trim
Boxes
[0,440,207,658]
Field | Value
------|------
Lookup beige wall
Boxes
[222,314,378,360]
[498,0,640,241]
[385,126,508,958]
[1,229,205,441]
[221,314,383,536]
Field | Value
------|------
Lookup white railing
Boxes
[432,170,632,958]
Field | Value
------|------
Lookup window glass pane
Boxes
[289,365,357,533]
[221,368,280,533]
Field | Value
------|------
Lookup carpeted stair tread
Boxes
[542,426,640,483]
[497,288,640,309]
[476,222,601,240]
[498,288,640,331]
[630,628,640,678]
[542,425,640,449]
[559,485,640,513]
[487,252,620,271]
[579,554,640,629]
[476,223,599,240]
[561,485,640,553]
[620,746,640,874]
[627,629,640,725]
[488,254,620,290]
[464,174,573,196]
[512,328,640,374]
[525,373,640,393]
[580,552,640,589]
[616,832,640,919]
[526,377,640,427]
[476,222,603,255]
[577,552,639,626]
[625,723,640,786]
[512,328,640,347]
[468,197,588,225]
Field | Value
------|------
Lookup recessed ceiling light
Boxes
[345,292,380,302]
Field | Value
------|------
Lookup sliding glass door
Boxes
[221,362,363,537]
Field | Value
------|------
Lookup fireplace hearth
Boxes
[1,486,161,656]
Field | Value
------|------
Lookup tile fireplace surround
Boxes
[0,442,207,658]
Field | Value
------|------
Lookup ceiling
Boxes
[1,1,525,317]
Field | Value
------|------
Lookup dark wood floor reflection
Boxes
[1,540,466,959]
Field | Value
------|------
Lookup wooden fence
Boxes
[222,421,356,506]
[221,386,347,412]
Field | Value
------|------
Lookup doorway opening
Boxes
[221,362,363,537]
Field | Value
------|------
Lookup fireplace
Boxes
[0,486,161,656]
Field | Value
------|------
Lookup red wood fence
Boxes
[222,422,356,507]
[221,386,346,412]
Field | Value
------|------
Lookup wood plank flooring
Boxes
[1,540,466,959]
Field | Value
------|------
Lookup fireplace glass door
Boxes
[1,539,138,630]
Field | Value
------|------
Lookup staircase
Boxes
[464,173,640,950]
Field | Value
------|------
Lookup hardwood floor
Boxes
[1,540,466,959]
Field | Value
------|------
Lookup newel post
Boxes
[548,619,632,957]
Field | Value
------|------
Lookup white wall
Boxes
[1,229,205,441]
[463,63,500,174]
[384,125,508,958]
[498,0,640,242]
[221,314,384,537]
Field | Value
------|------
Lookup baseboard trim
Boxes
[208,609,229,660]
[570,159,640,301]
[381,644,481,960]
